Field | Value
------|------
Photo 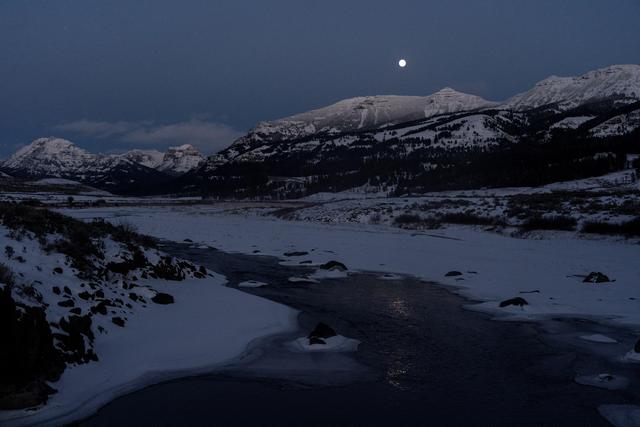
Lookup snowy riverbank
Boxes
[0,212,298,427]
[64,205,640,330]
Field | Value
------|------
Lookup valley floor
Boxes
[2,169,639,426]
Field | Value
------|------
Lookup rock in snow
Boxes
[583,272,612,284]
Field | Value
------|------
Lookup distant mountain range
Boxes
[2,64,639,196]
[1,140,204,194]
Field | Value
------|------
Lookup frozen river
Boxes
[79,243,638,426]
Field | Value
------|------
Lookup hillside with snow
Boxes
[0,203,295,425]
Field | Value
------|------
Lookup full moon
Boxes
[398,59,407,68]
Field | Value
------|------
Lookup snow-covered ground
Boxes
[63,205,640,332]
[4,279,296,427]
[0,220,297,427]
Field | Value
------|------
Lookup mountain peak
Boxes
[17,137,78,154]
[8,137,93,164]
[433,87,460,94]
[157,144,204,175]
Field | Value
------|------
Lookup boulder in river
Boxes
[320,261,347,271]
[445,271,463,277]
[308,322,337,340]
[583,272,611,283]
[309,336,326,345]
[635,338,640,353]
[284,251,308,257]
[499,297,528,308]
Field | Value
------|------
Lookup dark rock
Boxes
[59,314,94,342]
[112,317,125,327]
[52,267,63,274]
[95,290,104,299]
[0,380,58,410]
[445,271,463,277]
[499,297,528,308]
[309,336,326,345]
[57,299,75,308]
[52,286,61,295]
[151,292,174,305]
[69,308,81,315]
[63,286,72,295]
[129,293,138,302]
[308,322,337,340]
[583,272,611,283]
[299,260,313,264]
[284,251,308,257]
[184,238,193,242]
[90,302,108,315]
[78,291,92,300]
[0,287,65,409]
[319,261,347,271]
[634,338,640,354]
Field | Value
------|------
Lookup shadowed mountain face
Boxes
[3,65,640,197]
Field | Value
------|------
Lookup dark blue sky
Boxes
[1,0,639,156]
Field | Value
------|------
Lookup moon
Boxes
[398,59,407,68]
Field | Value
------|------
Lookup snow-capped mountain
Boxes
[156,144,204,175]
[1,138,171,194]
[207,88,498,170]
[254,88,496,138]
[505,64,640,111]
[3,137,97,177]
[180,64,640,199]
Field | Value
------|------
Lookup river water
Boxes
[81,243,639,426]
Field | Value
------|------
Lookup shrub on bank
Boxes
[581,217,640,237]
[521,215,577,231]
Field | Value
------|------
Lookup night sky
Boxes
[1,0,639,156]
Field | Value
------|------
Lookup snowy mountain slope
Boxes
[505,64,640,111]
[549,116,596,130]
[215,89,498,165]
[590,108,640,138]
[251,88,497,140]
